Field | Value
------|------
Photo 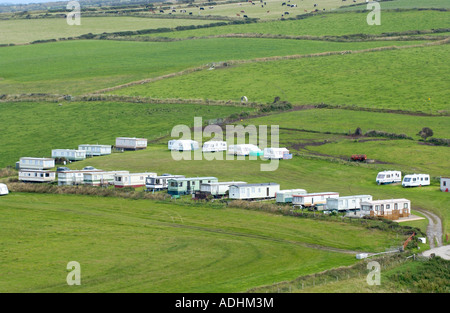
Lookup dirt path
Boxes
[415,208,443,249]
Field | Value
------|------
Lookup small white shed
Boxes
[229,183,280,200]
[115,137,147,150]
[0,183,9,196]
[441,177,450,192]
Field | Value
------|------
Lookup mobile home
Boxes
[51,149,86,161]
[326,195,373,211]
[263,148,291,160]
[83,171,129,186]
[78,144,112,156]
[58,169,103,186]
[360,198,411,220]
[167,177,218,195]
[376,171,401,185]
[441,177,450,192]
[275,189,307,203]
[200,181,247,197]
[19,169,56,183]
[0,183,9,196]
[292,192,339,209]
[115,137,147,150]
[228,183,280,200]
[114,172,156,188]
[402,174,430,187]
[227,144,261,156]
[170,140,199,151]
[202,140,227,153]
[19,157,55,170]
[145,174,185,191]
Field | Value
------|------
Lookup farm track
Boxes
[415,208,444,248]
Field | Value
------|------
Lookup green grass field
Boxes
[113,44,450,113]
[0,192,400,292]
[0,16,215,45]
[338,0,450,11]
[139,10,450,38]
[0,38,430,95]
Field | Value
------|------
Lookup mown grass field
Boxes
[0,38,430,95]
[140,10,450,38]
[0,192,400,292]
[113,43,450,113]
[338,0,450,11]
[0,16,215,45]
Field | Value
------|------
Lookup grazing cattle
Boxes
[200,7,204,10]
[209,6,214,9]
[172,9,176,12]
[304,9,307,12]
[282,2,286,6]
[241,10,245,13]
[236,13,240,16]
[314,3,317,7]
[267,10,270,13]
[284,11,289,14]
[243,14,248,18]
[189,12,193,15]
[261,4,264,7]
[252,2,255,4]
[160,10,164,13]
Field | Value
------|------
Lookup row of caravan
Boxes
[376,171,430,188]
[168,140,292,159]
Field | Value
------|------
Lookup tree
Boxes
[418,127,434,140]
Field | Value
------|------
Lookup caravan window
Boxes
[377,174,384,179]
[386,204,390,210]
[394,203,398,210]
[425,177,429,181]
[413,178,416,182]
[404,203,409,209]
[375,205,380,211]
[404,178,411,182]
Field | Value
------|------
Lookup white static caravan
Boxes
[200,181,247,197]
[19,157,55,170]
[227,144,261,156]
[57,169,103,186]
[202,140,227,153]
[360,199,411,220]
[115,137,147,150]
[19,169,56,183]
[170,140,199,151]
[114,172,156,188]
[228,183,280,200]
[275,189,307,203]
[78,144,112,156]
[326,195,373,211]
[292,192,339,209]
[402,174,430,187]
[146,174,185,191]
[51,149,86,161]
[83,171,129,186]
[0,183,9,196]
[263,148,291,160]
[376,170,401,185]
[441,177,450,192]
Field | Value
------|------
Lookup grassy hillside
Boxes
[0,38,429,95]
[0,192,401,292]
[114,44,450,112]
